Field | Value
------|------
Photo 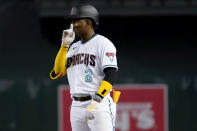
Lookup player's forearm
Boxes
[103,67,117,85]
[93,68,117,103]
[54,46,68,75]
[50,24,75,80]
[50,46,68,79]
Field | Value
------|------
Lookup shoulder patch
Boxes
[106,52,115,61]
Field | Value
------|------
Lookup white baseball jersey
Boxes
[66,34,118,96]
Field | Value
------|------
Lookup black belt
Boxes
[73,95,92,101]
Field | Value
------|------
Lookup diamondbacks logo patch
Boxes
[106,52,115,61]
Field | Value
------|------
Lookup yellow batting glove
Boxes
[85,100,98,120]
[112,89,121,103]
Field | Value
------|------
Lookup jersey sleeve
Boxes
[98,38,118,71]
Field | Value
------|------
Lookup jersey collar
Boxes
[81,34,97,44]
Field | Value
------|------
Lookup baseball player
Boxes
[50,4,120,131]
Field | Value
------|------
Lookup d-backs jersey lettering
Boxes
[66,34,118,95]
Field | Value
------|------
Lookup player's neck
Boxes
[81,29,95,43]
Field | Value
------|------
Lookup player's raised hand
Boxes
[61,24,75,48]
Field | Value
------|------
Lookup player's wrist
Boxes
[61,42,70,48]
[94,80,112,103]
[60,45,69,50]
[93,94,103,103]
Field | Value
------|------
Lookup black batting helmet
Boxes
[67,4,99,26]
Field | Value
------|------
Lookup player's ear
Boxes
[86,19,93,26]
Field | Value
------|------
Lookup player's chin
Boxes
[74,32,79,37]
[74,31,81,37]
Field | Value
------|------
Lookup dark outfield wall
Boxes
[40,15,197,82]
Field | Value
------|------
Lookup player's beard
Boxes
[73,31,81,40]
[74,30,85,41]
[74,35,80,42]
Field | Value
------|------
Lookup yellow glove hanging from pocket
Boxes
[50,46,68,79]
[112,89,121,103]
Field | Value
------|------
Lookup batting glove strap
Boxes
[93,94,103,103]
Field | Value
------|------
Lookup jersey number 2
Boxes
[85,69,92,82]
